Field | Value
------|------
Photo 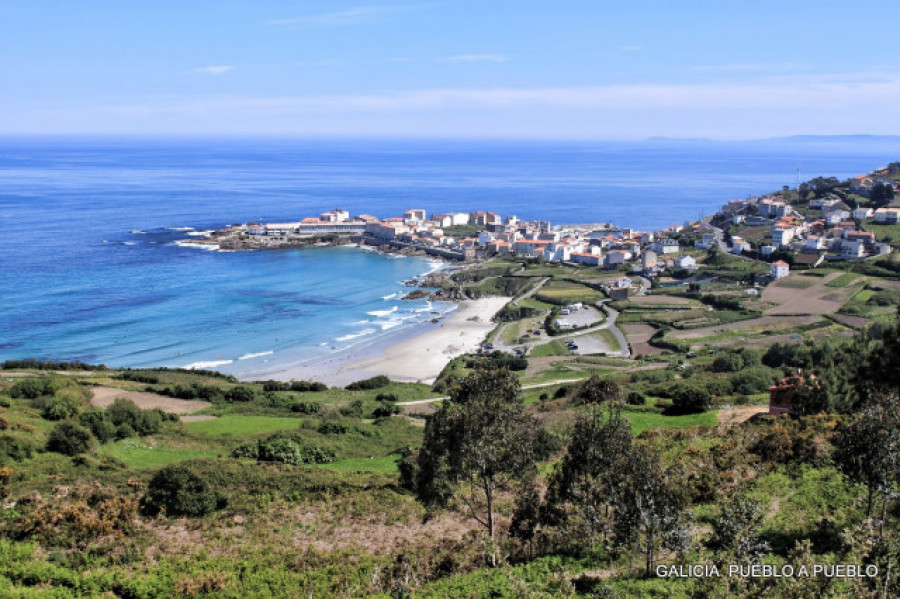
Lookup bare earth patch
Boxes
[91,387,211,414]
[666,316,820,341]
[621,323,662,355]
[763,272,859,315]
[718,406,768,427]
[829,313,870,329]
[628,295,693,306]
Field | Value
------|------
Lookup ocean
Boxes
[1,136,896,378]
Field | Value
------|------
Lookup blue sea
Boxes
[1,136,896,378]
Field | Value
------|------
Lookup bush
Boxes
[106,398,163,436]
[141,464,221,517]
[230,443,259,459]
[317,422,350,435]
[78,410,117,443]
[345,375,390,391]
[116,424,135,440]
[290,401,322,414]
[9,378,50,400]
[262,381,290,392]
[574,376,623,404]
[340,399,364,418]
[626,391,645,406]
[0,435,34,462]
[375,393,398,403]
[290,380,328,392]
[372,402,400,419]
[668,385,712,414]
[42,389,84,421]
[224,386,256,403]
[553,386,570,399]
[258,438,304,465]
[730,367,778,395]
[46,422,93,456]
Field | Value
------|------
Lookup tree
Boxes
[141,464,221,517]
[834,393,900,521]
[707,494,769,561]
[412,364,542,546]
[669,385,712,414]
[574,375,623,404]
[46,421,93,456]
[543,406,633,550]
[870,182,895,208]
[615,447,688,576]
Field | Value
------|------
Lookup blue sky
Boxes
[2,0,898,138]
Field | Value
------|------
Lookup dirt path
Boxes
[91,387,211,414]
[718,405,768,427]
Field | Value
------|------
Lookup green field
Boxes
[528,339,570,357]
[825,272,860,287]
[621,406,718,434]
[184,415,304,437]
[318,455,401,474]
[99,439,219,469]
[862,222,900,244]
[535,280,605,304]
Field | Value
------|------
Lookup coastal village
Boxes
[200,162,900,293]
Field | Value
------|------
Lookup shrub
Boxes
[626,391,645,406]
[340,399,364,418]
[106,398,163,435]
[224,386,256,403]
[290,401,322,414]
[9,378,49,400]
[574,376,623,404]
[317,422,350,435]
[141,464,221,517]
[258,438,303,465]
[372,402,400,419]
[42,389,84,421]
[375,393,398,403]
[116,424,136,440]
[0,435,34,462]
[668,385,712,414]
[230,443,259,459]
[0,396,10,408]
[78,410,117,443]
[290,380,328,392]
[730,367,778,395]
[46,421,93,456]
[262,381,290,392]
[345,375,391,390]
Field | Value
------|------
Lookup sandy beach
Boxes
[262,296,510,387]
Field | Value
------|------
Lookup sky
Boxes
[2,0,899,139]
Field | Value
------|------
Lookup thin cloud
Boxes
[193,65,234,76]
[103,73,900,113]
[444,54,508,63]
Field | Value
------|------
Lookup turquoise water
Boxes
[1,137,895,377]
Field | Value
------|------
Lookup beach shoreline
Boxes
[250,296,509,387]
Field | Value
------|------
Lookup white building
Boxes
[651,238,680,254]
[852,207,874,220]
[771,260,790,279]
[874,208,900,224]
[761,245,776,256]
[319,209,350,223]
[675,255,697,270]
[840,240,865,259]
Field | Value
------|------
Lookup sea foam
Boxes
[238,350,274,360]
[367,306,398,317]
[184,359,233,369]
